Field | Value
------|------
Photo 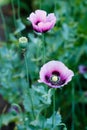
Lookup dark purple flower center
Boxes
[50,75,60,85]
[45,71,66,86]
[83,67,87,72]
[35,20,41,25]
[52,71,60,76]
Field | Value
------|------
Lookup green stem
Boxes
[71,82,75,130]
[24,53,35,120]
[39,0,42,9]
[17,0,20,19]
[77,76,85,120]
[42,34,46,64]
[0,115,2,129]
[54,0,57,13]
[52,89,56,129]
[0,7,8,40]
[24,53,30,87]
[11,0,16,28]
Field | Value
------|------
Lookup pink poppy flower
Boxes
[27,10,56,33]
[38,61,74,88]
[79,65,87,74]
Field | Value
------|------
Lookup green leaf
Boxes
[46,112,61,128]
[14,19,25,34]
[83,73,87,79]
[0,114,20,126]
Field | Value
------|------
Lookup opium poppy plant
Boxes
[27,9,56,33]
[38,61,74,88]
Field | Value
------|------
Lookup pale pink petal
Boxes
[27,12,37,23]
[35,10,47,22]
[46,13,56,28]
[46,13,56,22]
[39,61,67,82]
[38,22,55,32]
[32,23,42,32]
[38,60,74,88]
[27,10,56,33]
[61,70,74,86]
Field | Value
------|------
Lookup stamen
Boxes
[50,75,60,85]
[51,75,58,82]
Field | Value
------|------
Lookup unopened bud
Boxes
[9,103,21,116]
[19,37,28,48]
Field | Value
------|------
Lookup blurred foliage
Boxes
[0,0,10,7]
[0,0,87,130]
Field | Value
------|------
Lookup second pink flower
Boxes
[27,9,56,33]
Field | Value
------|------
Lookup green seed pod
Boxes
[19,37,28,49]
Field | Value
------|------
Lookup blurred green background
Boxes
[0,0,87,130]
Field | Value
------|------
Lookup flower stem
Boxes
[54,0,57,13]
[24,53,30,87]
[52,89,56,129]
[0,115,2,129]
[24,53,35,120]
[77,77,86,119]
[11,0,16,28]
[0,7,8,40]
[42,34,46,64]
[17,0,20,19]
[39,0,42,9]
[71,82,75,130]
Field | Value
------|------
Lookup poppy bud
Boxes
[19,37,28,49]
